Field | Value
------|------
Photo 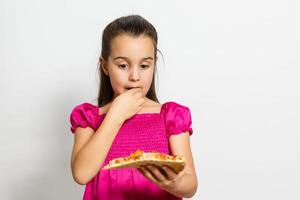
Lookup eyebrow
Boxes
[113,56,154,61]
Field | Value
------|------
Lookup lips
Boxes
[125,87,141,90]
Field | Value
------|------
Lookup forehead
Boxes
[109,34,155,60]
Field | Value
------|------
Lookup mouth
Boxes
[125,87,141,90]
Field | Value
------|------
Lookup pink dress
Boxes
[69,101,193,200]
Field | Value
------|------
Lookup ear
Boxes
[100,57,109,76]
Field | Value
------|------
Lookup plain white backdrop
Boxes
[1,0,300,199]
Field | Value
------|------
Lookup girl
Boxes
[69,15,198,200]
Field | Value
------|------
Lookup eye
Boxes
[141,64,149,69]
[118,64,127,69]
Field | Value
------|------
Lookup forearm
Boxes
[163,173,198,198]
[72,112,123,185]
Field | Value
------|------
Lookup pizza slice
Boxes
[102,149,185,173]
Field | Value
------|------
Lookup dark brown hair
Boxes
[97,15,163,107]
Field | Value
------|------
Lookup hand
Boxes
[109,88,146,123]
[137,164,187,190]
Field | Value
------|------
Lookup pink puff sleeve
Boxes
[161,101,194,138]
[69,103,99,134]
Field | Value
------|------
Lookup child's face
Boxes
[101,34,155,99]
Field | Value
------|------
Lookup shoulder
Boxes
[161,101,191,113]
[71,102,99,112]
[70,102,101,118]
[69,102,100,134]
[161,101,193,138]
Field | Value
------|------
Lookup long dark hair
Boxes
[97,15,163,107]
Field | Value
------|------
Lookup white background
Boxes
[1,0,300,199]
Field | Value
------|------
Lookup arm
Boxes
[163,171,198,198]
[139,132,198,198]
[71,111,124,185]
[163,132,198,198]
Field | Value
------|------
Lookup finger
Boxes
[139,166,160,183]
[132,87,142,94]
[128,87,141,94]
[137,97,146,105]
[161,165,178,180]
[134,90,143,98]
[146,165,168,182]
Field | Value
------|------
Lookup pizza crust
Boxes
[102,149,185,173]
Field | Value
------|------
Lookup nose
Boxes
[129,67,140,81]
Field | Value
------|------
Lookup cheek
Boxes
[144,71,154,85]
[142,74,154,93]
[109,74,126,92]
